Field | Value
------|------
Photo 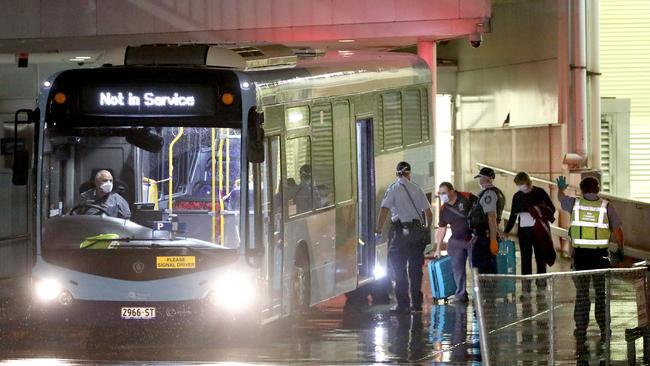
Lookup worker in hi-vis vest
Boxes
[556,175,624,349]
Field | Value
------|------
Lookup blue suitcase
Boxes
[496,239,516,298]
[428,256,457,301]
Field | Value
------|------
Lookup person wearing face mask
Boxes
[79,169,131,219]
[556,175,624,349]
[433,182,478,302]
[467,167,506,274]
[503,172,556,297]
[375,161,433,314]
[557,176,624,349]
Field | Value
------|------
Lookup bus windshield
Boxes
[41,126,243,250]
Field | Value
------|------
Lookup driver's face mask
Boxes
[100,181,113,194]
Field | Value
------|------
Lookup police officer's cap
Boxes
[474,167,495,179]
[396,161,411,174]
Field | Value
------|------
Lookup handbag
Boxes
[400,183,431,245]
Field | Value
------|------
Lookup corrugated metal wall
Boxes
[601,0,650,201]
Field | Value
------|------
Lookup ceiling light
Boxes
[338,39,355,43]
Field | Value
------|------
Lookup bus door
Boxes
[355,118,376,279]
[261,136,284,322]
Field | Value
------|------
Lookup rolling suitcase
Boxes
[496,239,516,299]
[428,256,457,301]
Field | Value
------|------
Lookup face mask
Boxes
[517,184,528,192]
[440,194,449,203]
[100,181,113,194]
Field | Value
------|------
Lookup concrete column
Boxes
[557,0,572,257]
[417,40,437,223]
[417,40,437,150]
[570,0,588,160]
[587,0,601,170]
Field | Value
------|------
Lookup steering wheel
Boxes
[69,203,111,216]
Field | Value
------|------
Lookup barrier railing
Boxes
[472,267,646,365]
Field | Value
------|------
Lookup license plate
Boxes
[121,307,156,319]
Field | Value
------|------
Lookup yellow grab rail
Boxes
[168,127,184,212]
[218,129,225,245]
[211,128,217,243]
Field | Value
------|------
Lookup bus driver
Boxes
[79,169,131,219]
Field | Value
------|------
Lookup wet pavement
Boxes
[0,297,482,365]
[0,256,644,365]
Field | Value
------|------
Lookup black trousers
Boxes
[518,226,547,292]
[388,225,425,309]
[572,248,610,342]
[471,233,496,274]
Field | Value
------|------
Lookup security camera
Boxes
[469,32,483,48]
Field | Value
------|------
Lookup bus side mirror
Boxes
[11,109,37,186]
[247,107,265,163]
[126,128,164,153]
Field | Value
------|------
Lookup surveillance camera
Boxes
[469,32,483,48]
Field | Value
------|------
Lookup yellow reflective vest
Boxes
[569,197,611,249]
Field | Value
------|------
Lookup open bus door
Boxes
[356,118,376,281]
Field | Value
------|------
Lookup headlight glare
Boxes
[373,265,387,279]
[211,272,256,311]
[35,278,63,302]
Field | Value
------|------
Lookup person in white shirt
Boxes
[375,161,433,314]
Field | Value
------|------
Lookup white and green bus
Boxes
[11,44,435,327]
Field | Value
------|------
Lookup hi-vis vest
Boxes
[569,197,611,249]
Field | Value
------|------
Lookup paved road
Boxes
[0,257,643,365]
[0,296,482,365]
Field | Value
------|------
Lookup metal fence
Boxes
[472,267,647,365]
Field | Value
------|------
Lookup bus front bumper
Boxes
[29,298,256,327]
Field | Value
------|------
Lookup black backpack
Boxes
[468,186,505,231]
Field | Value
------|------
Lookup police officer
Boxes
[79,169,131,219]
[556,175,624,347]
[375,161,433,314]
[468,167,505,274]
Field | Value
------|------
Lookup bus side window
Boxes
[421,88,430,141]
[310,104,334,209]
[382,92,403,150]
[285,137,312,216]
[403,89,422,146]
[332,101,352,204]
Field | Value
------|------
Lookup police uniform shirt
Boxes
[80,189,131,219]
[560,193,622,230]
[380,177,430,223]
[479,185,498,214]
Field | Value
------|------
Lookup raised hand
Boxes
[556,176,568,190]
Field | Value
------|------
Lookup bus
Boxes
[12,44,435,327]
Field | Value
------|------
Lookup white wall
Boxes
[439,0,559,130]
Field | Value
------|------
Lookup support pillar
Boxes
[417,40,437,144]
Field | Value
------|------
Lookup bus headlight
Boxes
[373,265,386,280]
[210,272,256,311]
[35,278,63,302]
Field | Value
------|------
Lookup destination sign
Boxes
[79,84,217,117]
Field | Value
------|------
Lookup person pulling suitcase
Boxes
[433,182,478,302]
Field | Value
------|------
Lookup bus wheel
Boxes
[291,252,310,319]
